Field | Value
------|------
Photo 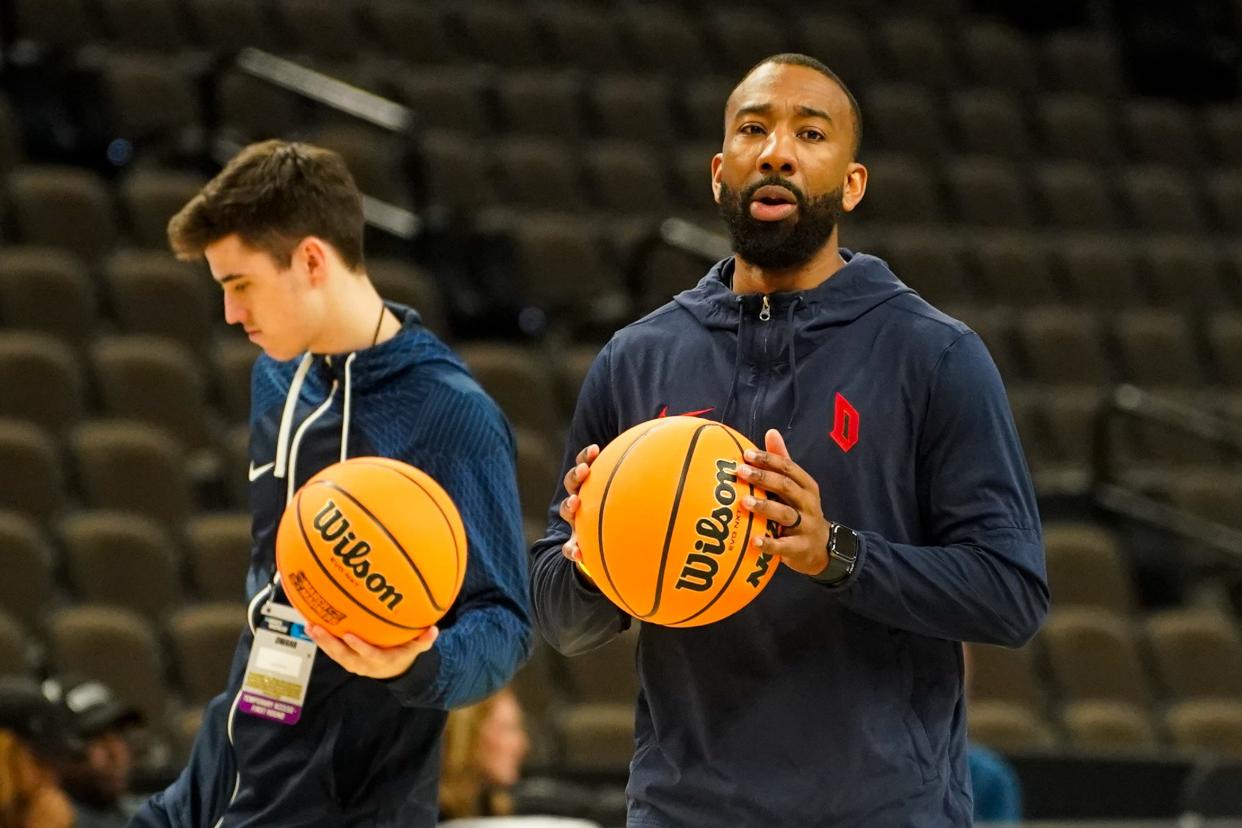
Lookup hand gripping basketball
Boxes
[572,417,780,627]
[736,429,832,578]
[559,443,600,578]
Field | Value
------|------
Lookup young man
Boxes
[530,54,1048,825]
[133,140,531,827]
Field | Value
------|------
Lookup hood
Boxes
[673,249,916,339]
[270,302,462,495]
[670,250,915,430]
[307,302,462,392]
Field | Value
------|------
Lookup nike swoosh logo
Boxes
[248,461,275,482]
[657,405,716,418]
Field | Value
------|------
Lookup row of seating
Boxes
[0,509,249,631]
[8,0,1139,97]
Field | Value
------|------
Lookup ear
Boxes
[297,237,330,286]
[710,153,724,205]
[841,161,868,214]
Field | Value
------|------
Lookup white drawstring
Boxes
[287,380,338,506]
[340,352,357,462]
[274,353,313,480]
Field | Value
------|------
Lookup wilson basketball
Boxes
[275,457,467,647]
[575,416,779,627]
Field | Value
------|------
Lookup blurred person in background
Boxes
[0,678,79,828]
[42,676,143,828]
[963,645,1024,823]
[440,688,530,821]
[439,688,599,828]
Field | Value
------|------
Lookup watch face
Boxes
[833,525,860,561]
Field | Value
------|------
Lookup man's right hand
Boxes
[558,443,600,566]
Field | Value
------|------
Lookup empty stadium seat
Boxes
[1033,163,1123,231]
[92,335,216,450]
[968,700,1059,752]
[853,153,944,225]
[706,8,792,78]
[536,3,628,73]
[1016,308,1113,386]
[458,343,560,440]
[47,605,170,725]
[950,89,1034,160]
[0,420,65,525]
[946,158,1034,228]
[877,17,958,88]
[1041,32,1126,99]
[1043,524,1136,614]
[594,75,678,146]
[1167,700,1242,757]
[0,247,96,350]
[185,513,251,603]
[1061,701,1159,753]
[496,71,585,141]
[967,642,1045,710]
[0,611,32,678]
[970,233,1060,305]
[0,511,57,632]
[458,2,545,69]
[1037,94,1123,165]
[1146,610,1242,701]
[71,421,194,526]
[1040,608,1152,705]
[6,166,117,264]
[865,84,950,158]
[60,511,183,622]
[106,251,216,351]
[959,21,1038,93]
[119,168,208,249]
[0,333,85,434]
[167,603,244,705]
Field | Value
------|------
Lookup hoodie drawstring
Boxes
[785,298,802,431]
[719,295,747,425]
[274,353,314,481]
[340,352,357,462]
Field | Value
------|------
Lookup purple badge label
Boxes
[238,691,302,725]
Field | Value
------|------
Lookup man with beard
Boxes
[530,53,1047,826]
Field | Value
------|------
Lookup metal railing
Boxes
[1092,383,1242,566]
[216,48,421,240]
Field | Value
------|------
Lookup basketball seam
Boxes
[645,421,713,619]
[665,426,761,627]
[596,421,667,618]
[289,488,420,629]
[341,459,464,605]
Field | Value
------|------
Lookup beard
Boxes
[717,178,844,271]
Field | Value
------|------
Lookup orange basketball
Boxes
[275,457,467,647]
[575,416,780,627]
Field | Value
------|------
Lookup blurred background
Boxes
[0,0,1240,825]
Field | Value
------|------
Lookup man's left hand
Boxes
[737,428,832,577]
[306,624,439,679]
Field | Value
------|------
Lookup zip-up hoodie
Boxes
[134,304,532,828]
[530,252,1048,827]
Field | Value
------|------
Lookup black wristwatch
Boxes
[812,522,861,586]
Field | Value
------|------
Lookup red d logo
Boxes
[830,392,859,453]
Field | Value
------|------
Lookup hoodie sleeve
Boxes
[830,331,1049,647]
[529,340,632,656]
[383,392,533,709]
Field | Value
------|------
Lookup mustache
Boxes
[741,176,808,206]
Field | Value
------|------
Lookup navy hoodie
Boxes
[134,305,531,827]
[530,253,1048,827]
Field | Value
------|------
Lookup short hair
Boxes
[733,53,863,157]
[167,139,365,270]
